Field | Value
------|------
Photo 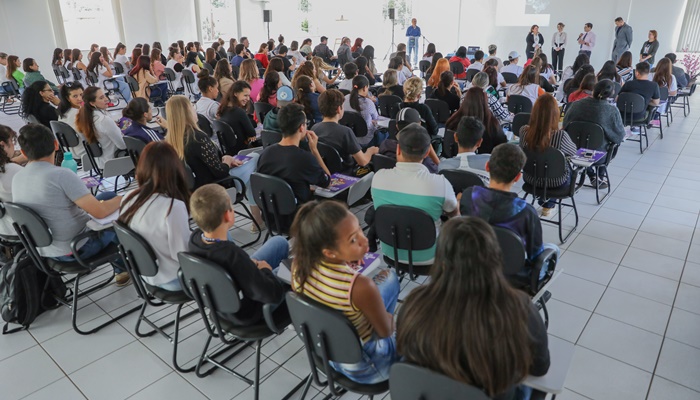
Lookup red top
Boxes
[448,56,471,79]
[568,90,592,103]
[254,53,269,68]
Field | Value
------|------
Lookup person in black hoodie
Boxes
[188,184,289,325]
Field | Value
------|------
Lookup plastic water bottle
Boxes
[61,152,78,173]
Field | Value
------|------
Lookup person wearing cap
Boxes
[501,51,524,77]
[378,107,440,173]
[551,22,567,74]
[577,23,596,58]
[314,89,378,171]
[484,44,503,71]
[438,116,490,185]
[257,102,331,206]
[371,123,458,264]
[262,86,295,133]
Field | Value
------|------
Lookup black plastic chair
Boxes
[521,148,580,243]
[418,60,431,77]
[261,129,282,148]
[425,85,435,99]
[230,65,240,80]
[178,252,291,400]
[508,94,533,114]
[565,121,617,204]
[5,202,139,335]
[50,121,81,156]
[123,136,147,167]
[387,119,398,140]
[465,68,479,82]
[493,226,558,328]
[449,61,465,77]
[250,173,297,240]
[196,113,214,137]
[1,81,21,115]
[511,112,531,137]
[656,86,670,132]
[425,98,451,124]
[316,142,344,174]
[339,110,369,138]
[71,67,83,83]
[202,62,214,75]
[113,221,198,373]
[125,75,139,100]
[670,82,696,117]
[616,92,654,153]
[377,95,403,119]
[113,62,125,75]
[181,69,197,98]
[502,72,519,84]
[371,154,396,172]
[390,362,490,400]
[210,119,238,156]
[440,129,457,158]
[254,102,275,124]
[286,292,389,400]
[439,169,485,195]
[375,205,436,281]
[163,68,181,95]
[339,88,350,96]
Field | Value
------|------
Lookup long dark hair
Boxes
[437,70,455,97]
[652,58,674,89]
[129,55,152,77]
[57,81,84,118]
[185,51,198,67]
[86,52,102,76]
[265,57,285,76]
[572,53,590,75]
[290,201,352,290]
[426,52,443,75]
[214,59,234,82]
[565,65,595,93]
[119,141,190,225]
[113,42,127,59]
[100,46,111,64]
[122,97,150,124]
[516,65,540,86]
[52,48,63,66]
[597,60,621,82]
[446,87,499,137]
[294,75,314,118]
[259,71,279,104]
[20,81,50,122]
[131,48,142,66]
[349,75,369,113]
[75,86,102,144]
[423,43,436,57]
[197,69,217,93]
[616,51,633,69]
[524,94,560,152]
[0,125,16,173]
[397,217,532,398]
[217,80,251,117]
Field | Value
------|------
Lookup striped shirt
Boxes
[371,162,457,265]
[292,262,373,343]
[519,127,577,188]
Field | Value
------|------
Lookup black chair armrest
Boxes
[262,301,288,334]
[214,175,247,200]
[530,247,558,292]
[69,228,120,269]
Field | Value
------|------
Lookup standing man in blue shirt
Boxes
[405,18,421,66]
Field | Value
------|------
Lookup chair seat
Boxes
[144,282,193,304]
[219,304,291,340]
[382,256,433,276]
[522,182,572,198]
[45,242,121,274]
[311,353,390,395]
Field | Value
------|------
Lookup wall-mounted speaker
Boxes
[264,10,272,23]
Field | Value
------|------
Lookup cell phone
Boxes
[584,151,594,158]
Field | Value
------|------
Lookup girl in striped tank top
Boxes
[291,201,400,384]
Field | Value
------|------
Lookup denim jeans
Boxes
[106,77,132,103]
[150,82,169,106]
[407,37,419,66]
[51,191,124,273]
[229,152,259,204]
[540,243,560,280]
[330,269,400,384]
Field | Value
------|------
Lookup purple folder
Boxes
[325,173,360,192]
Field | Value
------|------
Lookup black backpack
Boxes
[0,249,67,334]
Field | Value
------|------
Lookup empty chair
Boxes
[449,61,465,77]
[181,69,197,97]
[670,82,696,117]
[418,60,431,77]
[465,68,479,82]
[210,119,238,156]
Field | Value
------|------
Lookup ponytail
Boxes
[349,75,369,113]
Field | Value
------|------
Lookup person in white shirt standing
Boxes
[578,23,596,58]
[551,22,567,75]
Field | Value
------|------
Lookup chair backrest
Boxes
[424,98,451,123]
[371,154,397,172]
[123,136,147,166]
[492,226,527,277]
[261,129,282,148]
[339,88,350,96]
[125,75,139,94]
[1,80,20,95]
[196,113,214,137]
[565,121,606,150]
[114,62,125,75]
[419,60,431,73]
[25,115,40,125]
[113,221,159,278]
[425,85,435,99]
[507,95,533,114]
[258,67,266,78]
[181,69,195,84]
[613,81,622,97]
[390,363,491,400]
[616,92,646,124]
[347,172,374,206]
[286,292,363,364]
[254,102,275,124]
[441,129,457,158]
[522,147,569,191]
[4,202,53,248]
[49,120,81,148]
[502,72,518,84]
[202,62,214,75]
[387,119,398,140]
[87,71,99,86]
[71,67,82,82]
[449,61,465,75]
[230,65,240,80]
[210,119,237,156]
[659,86,669,101]
[439,169,485,195]
[316,142,344,174]
[511,113,531,137]
[83,141,104,172]
[465,68,479,82]
[178,252,242,315]
[377,95,403,119]
[255,59,264,69]
[250,173,297,234]
[339,110,369,138]
[375,205,437,262]
[164,68,177,82]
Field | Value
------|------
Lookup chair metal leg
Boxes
[194,334,251,380]
[234,202,262,248]
[253,340,262,400]
[540,299,549,330]
[282,374,312,400]
[595,166,611,205]
[172,303,197,373]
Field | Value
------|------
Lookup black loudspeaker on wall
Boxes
[388,7,395,20]
[264,10,272,23]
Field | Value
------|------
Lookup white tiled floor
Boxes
[1,94,700,399]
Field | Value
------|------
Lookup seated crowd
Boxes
[0,31,694,400]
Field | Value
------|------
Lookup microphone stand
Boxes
[422,35,430,59]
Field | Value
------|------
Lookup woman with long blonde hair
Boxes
[292,61,326,94]
[312,56,339,89]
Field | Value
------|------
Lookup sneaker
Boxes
[540,207,553,217]
[115,272,131,287]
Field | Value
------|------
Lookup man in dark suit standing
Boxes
[612,17,633,62]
